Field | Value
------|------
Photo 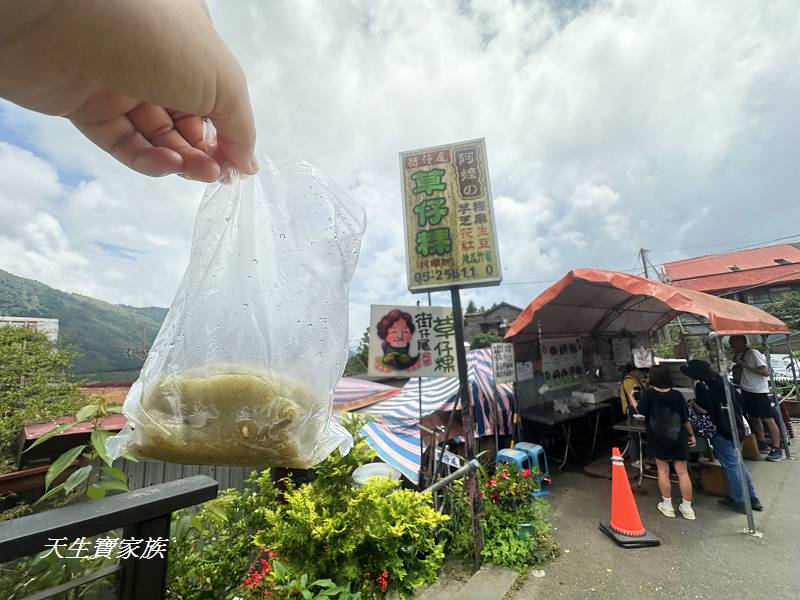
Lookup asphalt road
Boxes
[514,449,799,600]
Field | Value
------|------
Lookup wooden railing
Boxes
[0,475,218,600]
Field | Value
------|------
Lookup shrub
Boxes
[254,478,448,599]
[446,467,557,572]
[0,327,86,472]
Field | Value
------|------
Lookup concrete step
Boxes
[456,564,518,600]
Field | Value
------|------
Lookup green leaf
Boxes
[100,466,128,483]
[44,445,86,490]
[86,484,106,500]
[24,421,76,453]
[75,404,100,422]
[121,452,139,462]
[96,479,128,492]
[105,404,124,413]
[302,590,312,600]
[33,481,69,507]
[301,573,308,587]
[311,579,336,589]
[91,428,112,466]
[273,560,288,578]
[62,465,92,494]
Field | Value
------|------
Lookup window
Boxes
[727,265,741,272]
[745,288,770,306]
[770,287,794,301]
[773,258,790,265]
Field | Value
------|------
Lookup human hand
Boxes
[0,0,256,182]
[688,434,697,448]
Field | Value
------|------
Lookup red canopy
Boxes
[505,269,789,342]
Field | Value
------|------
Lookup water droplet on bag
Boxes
[252,258,259,264]
[280,233,286,239]
[243,303,249,308]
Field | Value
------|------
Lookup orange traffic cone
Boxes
[599,448,660,548]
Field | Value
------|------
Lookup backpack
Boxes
[650,401,682,443]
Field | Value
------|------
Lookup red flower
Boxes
[501,470,509,480]
[522,468,531,478]
[490,492,500,503]
[263,591,273,597]
[377,570,389,593]
[480,491,485,499]
[487,478,497,487]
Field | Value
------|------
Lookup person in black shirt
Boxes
[681,359,764,514]
[637,365,696,520]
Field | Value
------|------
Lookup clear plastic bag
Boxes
[107,157,366,467]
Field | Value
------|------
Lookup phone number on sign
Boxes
[414,265,495,284]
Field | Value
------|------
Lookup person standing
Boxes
[619,365,646,467]
[681,360,764,514]
[637,365,696,520]
[730,336,783,462]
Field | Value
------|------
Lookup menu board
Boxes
[540,337,585,387]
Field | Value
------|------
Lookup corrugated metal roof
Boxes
[662,243,800,292]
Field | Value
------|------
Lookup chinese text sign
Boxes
[491,342,516,384]
[367,305,458,378]
[400,139,502,292]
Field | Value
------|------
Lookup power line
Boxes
[649,232,800,258]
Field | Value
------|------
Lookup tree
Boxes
[470,332,502,349]
[0,327,86,471]
[764,293,800,331]
[344,327,370,376]
[465,300,478,314]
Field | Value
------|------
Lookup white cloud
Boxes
[2,0,800,338]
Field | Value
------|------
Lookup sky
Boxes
[1,0,799,348]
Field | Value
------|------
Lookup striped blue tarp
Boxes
[357,348,514,483]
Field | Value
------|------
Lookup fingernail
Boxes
[248,157,259,174]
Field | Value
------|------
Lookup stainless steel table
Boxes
[521,401,611,469]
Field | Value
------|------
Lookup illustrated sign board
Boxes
[400,139,502,292]
[367,305,458,378]
[540,337,585,388]
[491,342,516,384]
[515,361,534,382]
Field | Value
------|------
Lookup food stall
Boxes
[504,268,789,531]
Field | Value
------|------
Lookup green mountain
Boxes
[0,269,167,381]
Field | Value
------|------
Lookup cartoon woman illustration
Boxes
[375,309,421,372]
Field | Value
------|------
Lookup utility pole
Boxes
[640,248,651,280]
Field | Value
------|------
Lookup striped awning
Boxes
[357,348,513,483]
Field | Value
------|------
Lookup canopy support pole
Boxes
[787,334,799,401]
[712,335,757,534]
[763,336,792,460]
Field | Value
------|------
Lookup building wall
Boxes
[739,284,800,308]
[464,305,522,341]
[0,316,59,342]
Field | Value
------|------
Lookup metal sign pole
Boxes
[450,286,484,568]
[713,335,757,533]
[418,377,426,485]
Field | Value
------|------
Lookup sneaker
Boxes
[757,440,770,454]
[766,448,784,462]
[750,497,764,511]
[657,501,676,518]
[679,503,696,520]
[718,497,746,514]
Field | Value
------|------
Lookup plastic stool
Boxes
[495,448,532,471]
[514,442,550,478]
[514,442,551,497]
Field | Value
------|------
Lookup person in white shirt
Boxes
[730,335,783,462]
